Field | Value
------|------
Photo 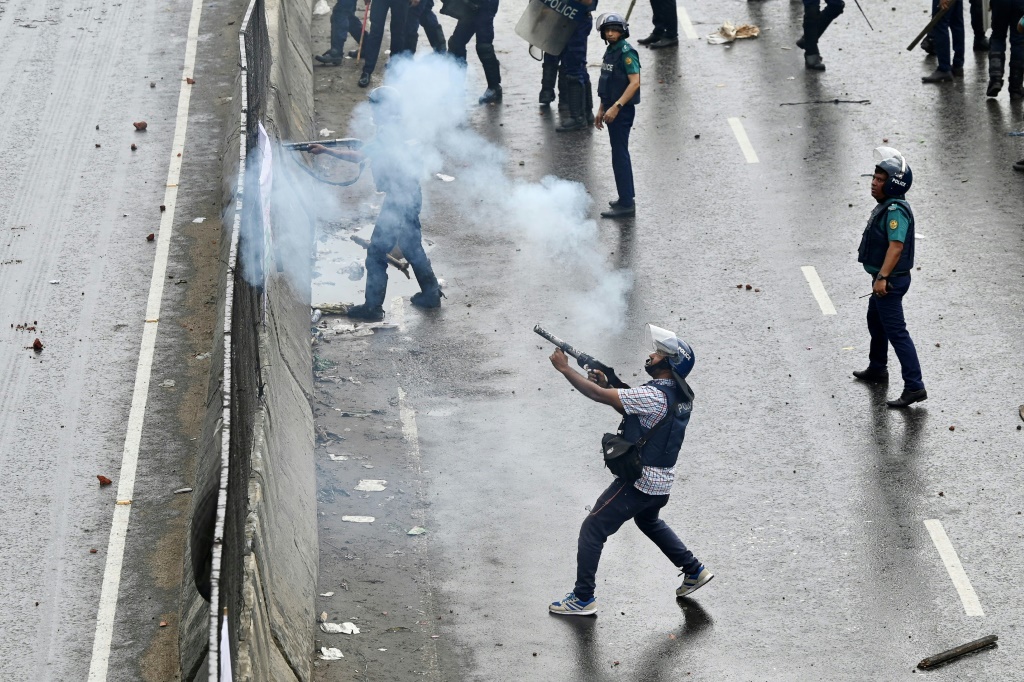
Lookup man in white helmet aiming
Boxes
[546,324,713,616]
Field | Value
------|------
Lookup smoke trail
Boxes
[265,51,633,336]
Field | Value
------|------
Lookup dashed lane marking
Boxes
[727,117,759,163]
[800,266,837,315]
[677,5,698,40]
[924,519,985,617]
[87,0,205,678]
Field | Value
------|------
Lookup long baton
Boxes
[907,2,953,51]
[624,0,638,22]
[852,0,874,30]
[357,0,371,60]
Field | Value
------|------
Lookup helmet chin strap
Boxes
[672,372,695,403]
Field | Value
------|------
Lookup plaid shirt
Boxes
[617,379,677,495]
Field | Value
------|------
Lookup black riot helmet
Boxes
[596,12,630,40]
[873,146,913,197]
[368,85,402,125]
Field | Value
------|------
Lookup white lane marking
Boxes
[800,266,837,315]
[677,5,699,40]
[397,388,421,467]
[727,117,759,163]
[87,0,205,678]
[924,519,984,617]
[390,295,405,328]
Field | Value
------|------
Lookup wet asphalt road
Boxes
[312,0,1024,679]
[0,0,239,679]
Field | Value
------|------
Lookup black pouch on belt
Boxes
[600,405,676,481]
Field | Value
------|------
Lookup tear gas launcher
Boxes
[534,325,630,389]
[283,137,364,152]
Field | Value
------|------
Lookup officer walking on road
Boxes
[357,0,412,88]
[547,324,713,616]
[798,0,845,71]
[594,13,640,219]
[309,87,443,320]
[854,147,927,408]
[448,0,503,104]
[315,0,368,65]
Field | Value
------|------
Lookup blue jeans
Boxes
[866,274,925,392]
[930,0,965,71]
[605,103,635,206]
[574,479,700,601]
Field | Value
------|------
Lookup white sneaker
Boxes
[549,592,597,616]
[676,565,714,598]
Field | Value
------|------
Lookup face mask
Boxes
[644,356,670,377]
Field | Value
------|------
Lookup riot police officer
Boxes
[309,87,443,320]
[357,0,411,88]
[538,0,595,131]
[448,0,502,104]
[595,13,640,219]
[547,324,713,616]
[406,0,447,55]
[315,0,367,65]
[798,0,845,71]
[854,147,927,408]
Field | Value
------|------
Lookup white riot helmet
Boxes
[644,324,695,380]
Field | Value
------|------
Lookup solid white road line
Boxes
[87,0,205,678]
[924,519,985,617]
[397,388,421,468]
[677,5,699,40]
[800,266,837,315]
[727,117,759,163]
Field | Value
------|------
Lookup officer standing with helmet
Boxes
[547,324,713,616]
[797,0,845,71]
[854,147,927,408]
[594,13,640,219]
[448,0,503,104]
[308,87,443,321]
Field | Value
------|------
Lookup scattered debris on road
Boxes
[707,21,760,44]
[407,527,427,536]
[341,515,375,523]
[133,121,147,131]
[146,233,155,242]
[918,634,997,669]
[32,338,43,352]
[174,487,193,494]
[318,647,344,660]
[321,621,360,634]
[780,99,871,106]
[354,480,387,492]
[97,475,113,486]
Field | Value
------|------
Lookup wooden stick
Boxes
[357,0,371,60]
[907,2,953,51]
[918,635,998,669]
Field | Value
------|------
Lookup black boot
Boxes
[557,67,569,118]
[556,79,586,131]
[802,4,824,70]
[315,49,343,65]
[921,35,935,55]
[988,52,1005,97]
[637,31,663,46]
[477,42,503,104]
[409,260,443,308]
[539,61,557,105]
[1009,65,1024,100]
[974,35,991,51]
[584,78,594,125]
[346,303,385,321]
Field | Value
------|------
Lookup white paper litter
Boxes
[707,21,760,44]
[321,622,360,634]
[318,647,344,660]
[341,515,375,523]
[192,217,205,223]
[378,648,387,652]
[435,173,455,182]
[319,128,336,137]
[159,379,176,387]
[313,0,331,14]
[174,487,193,494]
[320,591,335,597]
[49,280,60,284]
[328,453,350,461]
[362,464,375,469]
[407,526,427,536]
[354,479,387,492]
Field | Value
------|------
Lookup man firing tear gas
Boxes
[309,86,443,321]
[547,324,713,616]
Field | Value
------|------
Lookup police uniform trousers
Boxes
[866,274,925,392]
[361,0,411,75]
[801,0,845,56]
[406,0,447,53]
[607,103,635,206]
[650,0,678,39]
[330,0,365,54]
[364,193,438,308]
[545,13,592,84]
[574,479,700,602]
[991,0,1024,66]
[448,0,501,89]
[930,0,966,72]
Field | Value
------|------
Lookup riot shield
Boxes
[515,0,592,56]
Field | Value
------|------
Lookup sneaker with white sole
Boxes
[676,565,714,598]
[549,592,597,616]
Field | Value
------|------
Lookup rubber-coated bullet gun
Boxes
[283,137,364,152]
[534,325,630,389]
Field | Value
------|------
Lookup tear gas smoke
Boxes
[264,52,632,337]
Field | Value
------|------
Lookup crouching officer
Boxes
[595,13,640,219]
[547,324,713,616]
[854,147,927,408]
[309,87,443,321]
